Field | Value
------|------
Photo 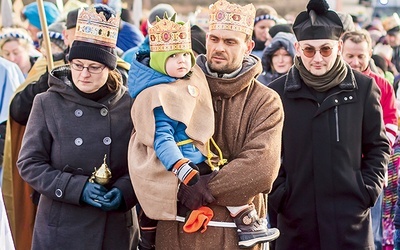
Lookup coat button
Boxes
[74,109,83,117]
[334,99,338,103]
[349,96,353,100]
[344,97,348,101]
[100,108,108,116]
[103,137,112,145]
[75,138,83,146]
[55,189,62,197]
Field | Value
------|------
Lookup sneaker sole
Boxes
[238,230,280,248]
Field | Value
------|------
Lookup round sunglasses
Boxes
[301,46,334,58]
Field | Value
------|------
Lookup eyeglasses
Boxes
[70,62,106,74]
[301,46,334,58]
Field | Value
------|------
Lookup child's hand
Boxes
[173,159,200,186]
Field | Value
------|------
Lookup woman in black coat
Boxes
[17,5,138,250]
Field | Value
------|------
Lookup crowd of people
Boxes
[0,0,400,249]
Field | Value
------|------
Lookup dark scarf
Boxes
[71,80,111,101]
[294,55,347,92]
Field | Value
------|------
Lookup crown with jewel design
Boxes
[74,6,120,48]
[209,0,256,36]
[148,13,192,52]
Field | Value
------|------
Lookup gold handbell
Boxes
[89,154,112,185]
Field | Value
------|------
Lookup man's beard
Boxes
[207,53,234,74]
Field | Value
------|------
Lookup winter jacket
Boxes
[117,21,145,52]
[155,55,284,249]
[17,65,138,250]
[269,65,390,250]
[363,67,398,146]
[0,58,25,124]
[2,56,67,250]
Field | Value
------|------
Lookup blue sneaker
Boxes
[233,206,280,248]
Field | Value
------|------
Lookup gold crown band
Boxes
[209,0,255,36]
[74,7,120,48]
[149,19,192,52]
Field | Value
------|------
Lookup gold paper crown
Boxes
[382,13,400,32]
[209,0,256,36]
[148,17,192,52]
[75,7,120,48]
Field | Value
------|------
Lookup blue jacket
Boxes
[117,21,144,52]
[128,59,206,170]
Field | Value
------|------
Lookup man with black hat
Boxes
[268,0,390,249]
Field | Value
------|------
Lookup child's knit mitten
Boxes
[172,158,200,186]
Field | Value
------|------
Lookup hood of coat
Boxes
[261,32,296,73]
[127,59,176,98]
[48,65,126,107]
[196,54,262,98]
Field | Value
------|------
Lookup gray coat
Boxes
[17,66,138,250]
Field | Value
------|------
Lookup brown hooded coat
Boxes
[134,55,284,249]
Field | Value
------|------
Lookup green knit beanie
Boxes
[150,49,195,76]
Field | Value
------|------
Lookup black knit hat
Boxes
[292,0,343,41]
[68,41,117,69]
[191,25,206,55]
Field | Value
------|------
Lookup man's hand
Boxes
[177,171,217,210]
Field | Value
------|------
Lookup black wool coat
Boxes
[268,65,390,250]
